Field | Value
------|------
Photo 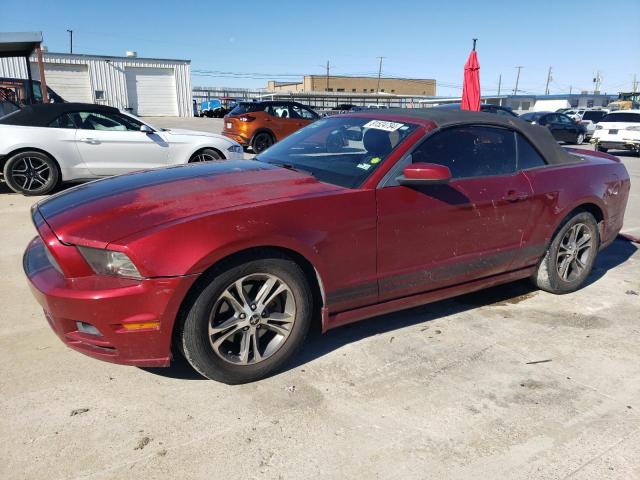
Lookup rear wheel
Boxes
[189,148,223,162]
[531,211,599,294]
[180,256,312,384]
[3,151,59,196]
[251,132,274,153]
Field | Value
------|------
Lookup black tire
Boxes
[596,145,608,153]
[573,132,585,145]
[251,132,274,153]
[531,211,600,294]
[180,255,313,384]
[3,151,59,196]
[189,148,223,162]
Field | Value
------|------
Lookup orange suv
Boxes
[222,101,320,153]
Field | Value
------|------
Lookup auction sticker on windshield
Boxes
[363,120,404,132]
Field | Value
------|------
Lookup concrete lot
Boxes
[1,118,639,479]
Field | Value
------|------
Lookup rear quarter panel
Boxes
[523,156,630,261]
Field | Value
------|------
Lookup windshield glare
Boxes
[256,117,419,188]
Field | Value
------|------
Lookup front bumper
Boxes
[592,137,640,151]
[24,236,197,367]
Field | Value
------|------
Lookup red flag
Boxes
[461,50,480,111]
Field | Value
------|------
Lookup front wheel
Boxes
[189,148,223,162]
[180,256,313,384]
[574,133,585,145]
[3,151,59,196]
[531,211,599,294]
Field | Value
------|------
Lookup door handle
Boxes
[80,137,100,144]
[502,190,529,202]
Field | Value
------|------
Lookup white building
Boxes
[0,51,192,117]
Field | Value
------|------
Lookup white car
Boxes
[0,103,244,195]
[592,110,640,155]
[577,109,609,139]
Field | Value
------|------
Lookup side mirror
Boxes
[397,162,452,186]
[140,124,154,134]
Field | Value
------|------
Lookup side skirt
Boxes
[324,266,536,332]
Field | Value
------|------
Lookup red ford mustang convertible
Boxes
[24,110,630,383]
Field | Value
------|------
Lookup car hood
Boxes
[36,161,341,247]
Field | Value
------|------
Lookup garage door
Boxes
[125,67,178,116]
[32,63,92,103]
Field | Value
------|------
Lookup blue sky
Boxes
[2,0,639,96]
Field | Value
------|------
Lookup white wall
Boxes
[0,53,192,116]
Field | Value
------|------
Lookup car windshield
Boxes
[600,112,640,123]
[582,111,606,121]
[255,116,419,188]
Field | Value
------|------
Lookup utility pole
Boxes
[376,56,385,94]
[513,66,523,95]
[544,67,552,95]
[325,60,330,91]
[633,73,637,93]
[497,74,502,96]
[66,29,73,54]
[569,85,573,94]
[593,71,601,93]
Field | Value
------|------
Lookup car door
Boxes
[540,114,565,142]
[376,125,534,301]
[270,103,305,139]
[291,104,318,128]
[557,113,579,141]
[74,110,169,176]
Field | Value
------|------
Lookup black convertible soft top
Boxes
[363,108,581,165]
[0,103,121,127]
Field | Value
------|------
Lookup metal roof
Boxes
[0,32,42,57]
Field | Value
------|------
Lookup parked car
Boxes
[0,103,244,195]
[0,77,65,105]
[23,109,629,383]
[200,97,240,118]
[591,110,640,155]
[520,111,587,144]
[563,109,585,120]
[436,103,518,117]
[222,101,320,153]
[578,109,609,139]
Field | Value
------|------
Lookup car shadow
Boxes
[141,237,637,382]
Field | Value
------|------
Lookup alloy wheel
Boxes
[208,273,296,365]
[10,156,51,192]
[556,222,593,282]
[191,152,220,162]
[253,133,273,153]
[577,133,584,144]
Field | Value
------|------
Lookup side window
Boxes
[558,114,573,124]
[76,111,142,131]
[516,133,546,170]
[291,105,316,120]
[412,126,516,179]
[269,104,290,118]
[48,113,76,129]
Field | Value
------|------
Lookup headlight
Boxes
[595,125,603,130]
[77,246,142,279]
[626,126,640,131]
[227,144,243,153]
